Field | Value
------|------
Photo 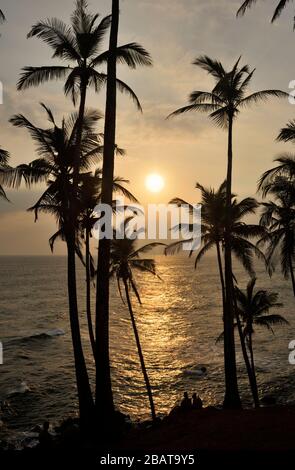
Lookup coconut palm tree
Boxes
[0,148,10,201]
[18,0,151,187]
[1,104,105,428]
[235,277,288,404]
[166,182,265,407]
[95,0,152,423]
[167,182,265,295]
[237,0,293,24]
[110,218,163,422]
[168,55,287,408]
[77,169,139,359]
[258,178,295,296]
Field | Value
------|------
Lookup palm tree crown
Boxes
[168,55,287,127]
[18,0,152,110]
[167,181,265,275]
[259,178,295,284]
[1,104,103,225]
[235,278,288,336]
[110,221,162,302]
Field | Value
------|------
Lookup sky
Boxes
[1,0,295,254]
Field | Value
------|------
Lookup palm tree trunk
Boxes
[86,226,96,358]
[123,279,157,422]
[66,230,95,431]
[233,292,259,408]
[247,331,259,405]
[216,241,226,314]
[223,112,241,409]
[95,0,119,421]
[73,75,88,188]
[289,253,295,297]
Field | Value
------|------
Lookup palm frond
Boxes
[17,66,70,90]
[92,42,152,68]
[27,18,79,61]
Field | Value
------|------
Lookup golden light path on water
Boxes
[0,254,294,439]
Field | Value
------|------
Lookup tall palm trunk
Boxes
[95,0,119,421]
[85,224,96,358]
[223,112,241,408]
[216,243,258,406]
[66,230,95,430]
[247,330,259,404]
[216,241,226,314]
[66,74,93,426]
[123,279,157,422]
[289,253,295,297]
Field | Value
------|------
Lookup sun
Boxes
[145,174,165,193]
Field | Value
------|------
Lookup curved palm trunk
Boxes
[66,231,95,430]
[95,0,119,422]
[223,112,241,409]
[289,253,295,297]
[123,279,157,422]
[85,226,96,358]
[216,241,226,314]
[233,292,259,408]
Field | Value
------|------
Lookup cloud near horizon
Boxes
[0,0,295,254]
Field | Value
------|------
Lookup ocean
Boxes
[0,254,294,444]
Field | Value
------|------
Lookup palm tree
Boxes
[166,182,265,407]
[78,169,139,359]
[168,55,286,408]
[237,0,293,23]
[18,0,151,187]
[168,182,265,297]
[1,104,104,429]
[235,278,288,404]
[258,177,295,296]
[110,218,163,422]
[95,0,152,423]
[95,0,119,424]
[0,148,10,201]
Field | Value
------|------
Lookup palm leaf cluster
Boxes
[167,181,265,276]
[258,123,295,294]
[18,0,152,110]
[168,55,287,128]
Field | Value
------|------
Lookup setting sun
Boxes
[145,174,165,193]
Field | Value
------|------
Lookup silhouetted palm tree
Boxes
[167,182,265,407]
[167,182,265,295]
[0,148,10,201]
[2,104,104,428]
[18,0,151,187]
[78,169,138,359]
[95,0,152,424]
[258,177,295,296]
[168,55,286,408]
[235,277,288,404]
[237,0,293,24]
[110,218,163,422]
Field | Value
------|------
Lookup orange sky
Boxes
[0,0,295,254]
